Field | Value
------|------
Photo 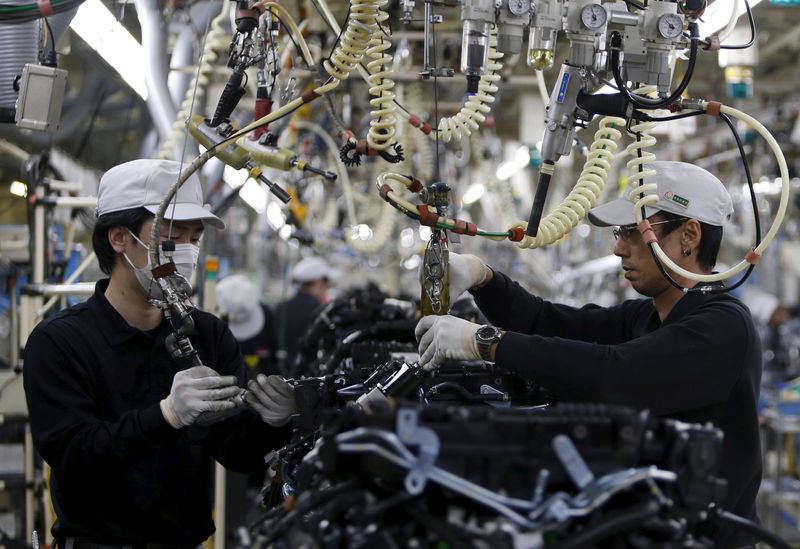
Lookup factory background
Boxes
[1,0,800,547]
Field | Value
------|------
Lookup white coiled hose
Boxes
[511,116,625,249]
[157,1,230,160]
[229,0,379,141]
[322,0,379,83]
[624,86,661,216]
[643,102,791,283]
[434,30,503,143]
[365,0,397,151]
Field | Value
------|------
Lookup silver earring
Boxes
[682,249,691,257]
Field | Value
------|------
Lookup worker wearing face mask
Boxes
[23,159,297,549]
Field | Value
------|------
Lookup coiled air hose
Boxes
[434,29,503,143]
[625,85,660,220]
[365,0,397,151]
[150,0,381,262]
[511,116,625,249]
[157,1,230,160]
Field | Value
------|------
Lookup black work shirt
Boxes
[275,291,322,362]
[473,271,762,548]
[23,279,290,547]
[237,304,280,377]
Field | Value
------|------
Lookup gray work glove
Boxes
[415,314,481,371]
[427,252,491,300]
[245,374,297,427]
[160,366,242,429]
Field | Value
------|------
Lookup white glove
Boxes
[160,366,242,429]
[446,253,491,299]
[245,374,298,426]
[415,314,480,371]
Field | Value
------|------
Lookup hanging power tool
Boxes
[522,0,693,236]
[188,113,292,203]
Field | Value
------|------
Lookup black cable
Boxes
[552,500,661,549]
[711,508,792,549]
[620,0,646,9]
[610,23,699,110]
[719,0,757,50]
[275,16,310,70]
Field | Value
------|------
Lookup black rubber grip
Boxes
[525,170,552,237]
[210,70,245,127]
[259,174,292,203]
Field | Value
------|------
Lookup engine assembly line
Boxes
[0,0,800,547]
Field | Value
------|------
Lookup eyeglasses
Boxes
[612,218,686,241]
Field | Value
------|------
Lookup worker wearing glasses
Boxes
[415,161,761,548]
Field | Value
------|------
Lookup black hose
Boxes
[610,23,699,110]
[710,508,792,549]
[553,500,661,549]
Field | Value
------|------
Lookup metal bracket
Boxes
[396,408,440,495]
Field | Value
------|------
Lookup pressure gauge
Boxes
[507,0,529,17]
[580,4,607,30]
[657,13,684,39]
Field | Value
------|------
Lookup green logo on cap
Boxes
[669,193,690,209]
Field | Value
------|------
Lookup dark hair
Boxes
[91,208,153,275]
[656,210,723,271]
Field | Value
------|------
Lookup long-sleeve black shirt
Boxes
[473,271,762,548]
[23,280,291,547]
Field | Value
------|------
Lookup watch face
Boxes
[580,4,607,30]
[657,13,683,39]
[477,325,500,341]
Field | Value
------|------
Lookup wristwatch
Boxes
[475,324,504,361]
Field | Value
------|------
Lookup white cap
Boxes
[96,159,225,229]
[291,256,339,284]
[215,274,265,340]
[587,161,733,228]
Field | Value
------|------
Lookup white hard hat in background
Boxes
[215,274,265,340]
[291,256,339,284]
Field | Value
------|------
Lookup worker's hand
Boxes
[415,314,480,371]
[161,366,242,429]
[446,253,492,299]
[196,388,248,426]
[245,374,297,427]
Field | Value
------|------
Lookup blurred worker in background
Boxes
[214,273,280,544]
[275,256,338,372]
[414,162,761,548]
[216,273,279,377]
[23,159,298,548]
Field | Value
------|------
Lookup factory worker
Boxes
[216,273,279,377]
[275,255,338,372]
[415,161,761,548]
[24,159,297,548]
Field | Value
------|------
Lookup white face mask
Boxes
[123,231,200,300]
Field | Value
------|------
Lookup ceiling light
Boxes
[9,180,27,197]
[70,0,148,99]
[462,183,485,205]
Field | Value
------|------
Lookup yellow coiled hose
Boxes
[625,86,660,217]
[365,0,397,151]
[434,29,503,143]
[511,116,625,249]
